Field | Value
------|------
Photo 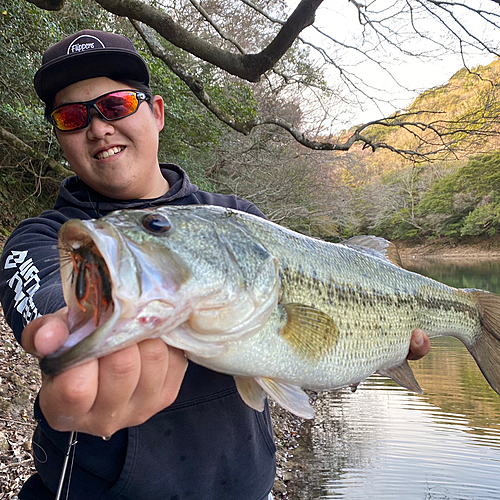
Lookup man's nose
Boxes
[86,109,115,138]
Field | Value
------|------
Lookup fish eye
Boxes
[142,213,171,234]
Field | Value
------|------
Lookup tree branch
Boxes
[135,22,476,159]
[0,127,72,178]
[94,0,324,81]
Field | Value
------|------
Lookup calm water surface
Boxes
[285,259,500,500]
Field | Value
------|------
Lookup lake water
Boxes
[284,259,500,500]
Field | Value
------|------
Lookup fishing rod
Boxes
[55,430,78,500]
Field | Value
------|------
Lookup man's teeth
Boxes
[96,146,124,159]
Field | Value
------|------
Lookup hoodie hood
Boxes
[53,164,199,217]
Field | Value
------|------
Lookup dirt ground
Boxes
[0,311,40,499]
[1,234,500,498]
[396,234,500,259]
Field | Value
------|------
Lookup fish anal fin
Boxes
[234,376,267,412]
[377,359,423,394]
[279,303,338,360]
[342,235,403,268]
[256,377,315,419]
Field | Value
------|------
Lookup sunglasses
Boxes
[50,90,149,132]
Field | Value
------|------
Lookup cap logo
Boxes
[67,35,105,54]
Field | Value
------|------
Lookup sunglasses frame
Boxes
[50,90,149,132]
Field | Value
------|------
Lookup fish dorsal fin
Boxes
[279,303,338,360]
[234,376,268,412]
[377,359,423,394]
[342,235,404,268]
[255,377,315,419]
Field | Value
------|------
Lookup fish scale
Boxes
[41,205,500,418]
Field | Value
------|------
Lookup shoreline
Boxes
[395,235,500,260]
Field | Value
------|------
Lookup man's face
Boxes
[53,77,168,200]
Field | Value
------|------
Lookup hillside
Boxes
[366,57,500,161]
[323,58,500,243]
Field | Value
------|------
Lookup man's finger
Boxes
[21,307,69,357]
[407,328,431,360]
[39,358,99,432]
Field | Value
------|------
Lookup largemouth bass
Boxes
[40,206,500,418]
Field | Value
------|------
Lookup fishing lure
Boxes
[70,246,112,326]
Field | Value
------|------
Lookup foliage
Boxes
[351,150,500,241]
[360,59,500,161]
[0,0,69,230]
[328,59,500,242]
[461,203,500,237]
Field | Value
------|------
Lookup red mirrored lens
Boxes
[51,91,144,131]
[51,104,88,131]
[96,92,139,120]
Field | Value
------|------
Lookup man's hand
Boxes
[407,328,430,360]
[22,308,188,437]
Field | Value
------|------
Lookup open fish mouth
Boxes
[69,243,114,330]
[58,222,123,346]
[39,226,125,375]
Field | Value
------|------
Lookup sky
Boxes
[295,0,500,125]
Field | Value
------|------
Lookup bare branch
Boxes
[239,0,285,24]
[188,0,246,54]
[416,0,500,57]
[135,22,493,160]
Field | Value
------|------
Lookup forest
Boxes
[2,0,500,242]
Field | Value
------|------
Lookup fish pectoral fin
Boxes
[234,376,268,412]
[255,377,315,419]
[377,360,423,394]
[279,303,338,360]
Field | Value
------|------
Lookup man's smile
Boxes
[94,146,125,160]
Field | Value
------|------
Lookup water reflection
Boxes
[405,258,500,294]
[286,259,500,499]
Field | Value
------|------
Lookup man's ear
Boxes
[152,95,165,133]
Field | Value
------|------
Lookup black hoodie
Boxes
[0,165,276,500]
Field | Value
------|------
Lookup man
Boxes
[0,30,430,499]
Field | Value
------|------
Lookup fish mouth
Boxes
[40,225,122,375]
[40,219,162,376]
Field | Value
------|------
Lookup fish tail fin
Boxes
[465,290,500,396]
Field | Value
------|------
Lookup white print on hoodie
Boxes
[4,250,40,325]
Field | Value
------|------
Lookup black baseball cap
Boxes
[34,30,150,106]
